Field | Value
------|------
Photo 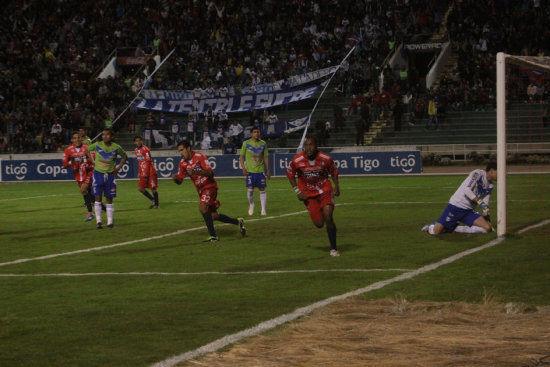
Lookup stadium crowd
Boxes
[0,0,548,153]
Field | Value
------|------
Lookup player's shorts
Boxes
[91,171,117,199]
[138,174,158,190]
[199,187,221,211]
[436,203,481,231]
[304,190,334,222]
[76,170,93,188]
[246,172,267,188]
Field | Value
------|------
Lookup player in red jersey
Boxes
[134,136,159,208]
[62,132,95,221]
[172,140,246,242]
[286,136,341,256]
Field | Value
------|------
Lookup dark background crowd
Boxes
[0,0,548,153]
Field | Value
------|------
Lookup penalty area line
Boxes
[0,268,413,278]
[150,218,550,367]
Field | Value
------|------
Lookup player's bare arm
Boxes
[264,156,271,179]
[187,168,213,177]
[172,174,183,185]
[332,175,340,197]
[113,156,127,176]
[239,155,248,176]
[86,151,95,166]
[288,176,306,201]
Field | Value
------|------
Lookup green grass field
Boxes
[1,174,549,366]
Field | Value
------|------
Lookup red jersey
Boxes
[286,150,339,198]
[177,151,218,193]
[62,143,92,181]
[134,145,157,177]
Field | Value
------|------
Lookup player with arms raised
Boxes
[87,129,128,229]
[62,132,94,221]
[172,140,245,242]
[422,162,497,234]
[134,136,159,208]
[287,136,341,257]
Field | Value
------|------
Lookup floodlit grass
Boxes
[1,174,549,366]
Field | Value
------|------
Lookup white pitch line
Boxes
[0,268,412,278]
[151,218,550,367]
[0,209,309,268]
[0,194,72,202]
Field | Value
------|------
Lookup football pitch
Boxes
[1,173,549,366]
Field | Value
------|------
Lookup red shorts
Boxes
[304,190,334,222]
[199,187,221,211]
[138,174,159,190]
[76,171,93,187]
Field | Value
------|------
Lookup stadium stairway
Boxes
[370,103,550,146]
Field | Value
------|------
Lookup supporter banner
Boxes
[140,66,339,100]
[284,116,310,133]
[256,65,339,93]
[117,56,148,66]
[0,151,421,181]
[135,85,319,113]
[404,43,444,52]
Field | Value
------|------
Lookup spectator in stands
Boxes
[393,100,404,132]
[200,130,212,150]
[315,119,328,146]
[186,115,197,147]
[204,106,215,131]
[223,137,237,154]
[425,93,438,130]
[527,83,537,103]
[249,109,262,126]
[355,116,367,146]
[170,119,181,147]
[228,120,244,147]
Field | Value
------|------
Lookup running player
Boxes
[134,136,159,208]
[239,126,270,216]
[421,162,497,234]
[172,140,246,242]
[87,129,128,229]
[62,132,94,221]
[286,136,341,257]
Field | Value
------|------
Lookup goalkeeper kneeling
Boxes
[422,162,497,235]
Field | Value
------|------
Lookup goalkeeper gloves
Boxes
[478,201,490,215]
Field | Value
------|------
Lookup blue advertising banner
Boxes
[0,151,421,182]
[134,85,319,114]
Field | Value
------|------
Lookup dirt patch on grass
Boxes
[182,298,550,367]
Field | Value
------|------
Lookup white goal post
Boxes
[496,52,550,237]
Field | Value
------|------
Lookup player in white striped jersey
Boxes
[422,162,497,235]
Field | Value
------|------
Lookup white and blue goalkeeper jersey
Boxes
[449,169,493,210]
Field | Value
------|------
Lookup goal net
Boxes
[496,53,550,236]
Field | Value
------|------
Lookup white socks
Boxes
[94,201,102,224]
[454,225,487,234]
[260,191,267,213]
[106,203,114,225]
[247,189,254,205]
[428,224,436,235]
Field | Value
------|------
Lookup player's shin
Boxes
[454,225,487,234]
[106,204,114,226]
[84,194,92,213]
[153,191,159,206]
[201,212,217,237]
[216,214,239,225]
[142,190,154,201]
[260,191,267,212]
[94,201,102,224]
[326,224,337,251]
